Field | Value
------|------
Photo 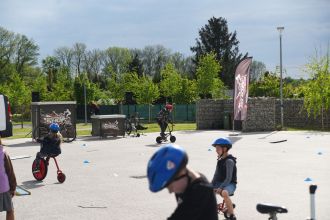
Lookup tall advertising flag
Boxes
[234,57,253,121]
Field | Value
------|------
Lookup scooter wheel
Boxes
[57,172,66,183]
[156,136,162,144]
[137,133,140,137]
[170,135,176,143]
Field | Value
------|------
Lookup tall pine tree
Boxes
[191,16,247,88]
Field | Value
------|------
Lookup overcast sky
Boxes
[1,0,329,78]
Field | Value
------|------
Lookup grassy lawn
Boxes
[8,122,330,140]
[9,122,197,139]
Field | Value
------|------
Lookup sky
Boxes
[1,0,329,79]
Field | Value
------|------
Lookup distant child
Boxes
[90,101,100,115]
[147,144,218,220]
[0,138,17,220]
[156,104,173,139]
[211,137,237,220]
[33,123,62,172]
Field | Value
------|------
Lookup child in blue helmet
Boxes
[33,123,63,172]
[147,144,218,220]
[211,137,237,220]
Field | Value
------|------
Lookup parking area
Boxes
[1,130,330,220]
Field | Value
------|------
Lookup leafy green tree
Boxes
[45,69,74,101]
[105,72,126,104]
[135,76,160,104]
[0,27,17,77]
[159,63,182,102]
[249,72,280,97]
[14,34,39,76]
[74,73,99,105]
[122,72,141,96]
[196,53,224,98]
[0,72,30,117]
[303,49,330,129]
[191,16,247,88]
[174,78,198,104]
[103,47,132,77]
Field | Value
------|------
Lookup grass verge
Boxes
[8,122,196,139]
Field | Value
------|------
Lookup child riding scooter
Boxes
[155,104,176,144]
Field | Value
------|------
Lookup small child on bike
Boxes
[33,123,62,172]
[156,103,173,139]
[211,137,237,220]
[0,138,17,220]
[147,144,218,220]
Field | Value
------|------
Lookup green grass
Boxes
[8,122,196,139]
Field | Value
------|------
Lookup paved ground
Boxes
[1,130,329,220]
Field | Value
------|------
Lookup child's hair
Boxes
[49,131,61,139]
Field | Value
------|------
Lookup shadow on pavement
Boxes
[77,136,124,142]
[6,141,40,148]
[21,180,45,190]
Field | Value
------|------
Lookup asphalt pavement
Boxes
[1,130,329,220]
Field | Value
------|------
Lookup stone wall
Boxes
[196,98,330,131]
[275,99,330,129]
[242,97,275,132]
[196,99,232,129]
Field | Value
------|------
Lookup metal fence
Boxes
[77,104,196,123]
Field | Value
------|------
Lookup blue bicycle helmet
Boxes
[212,137,232,149]
[147,144,188,192]
[49,123,60,133]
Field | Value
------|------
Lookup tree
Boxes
[191,16,247,88]
[83,49,104,82]
[139,45,171,82]
[170,53,195,78]
[72,42,87,76]
[0,72,30,117]
[129,53,144,77]
[174,77,198,104]
[42,56,60,91]
[0,27,17,75]
[74,74,99,105]
[103,47,132,76]
[135,76,160,104]
[105,72,126,104]
[14,34,39,76]
[303,49,330,129]
[249,72,280,97]
[250,60,267,82]
[55,46,74,77]
[196,53,225,99]
[159,63,182,102]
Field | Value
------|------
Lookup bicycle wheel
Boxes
[60,125,76,142]
[33,126,49,142]
[125,119,132,136]
[32,158,48,181]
